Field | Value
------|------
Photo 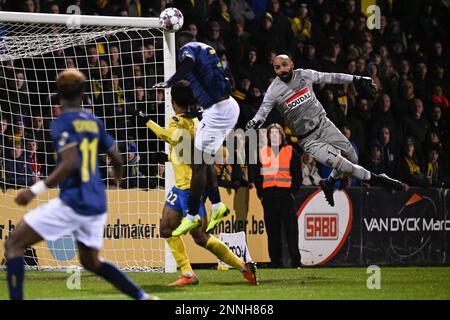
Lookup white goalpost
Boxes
[0,11,176,272]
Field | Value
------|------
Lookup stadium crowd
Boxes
[1,0,450,193]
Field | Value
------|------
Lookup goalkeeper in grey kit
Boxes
[246,55,405,206]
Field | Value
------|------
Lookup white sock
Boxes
[211,202,222,211]
[186,214,196,221]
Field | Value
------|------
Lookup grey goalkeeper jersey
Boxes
[254,69,353,136]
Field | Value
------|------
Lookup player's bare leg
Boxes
[190,216,258,285]
[77,242,158,300]
[160,205,199,286]
[5,221,43,300]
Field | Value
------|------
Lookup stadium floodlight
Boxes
[0,11,176,272]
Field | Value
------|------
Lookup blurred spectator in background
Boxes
[432,85,449,111]
[399,98,429,148]
[378,126,399,179]
[237,47,263,90]
[428,105,448,143]
[301,152,321,186]
[362,140,386,177]
[290,3,312,41]
[370,93,398,143]
[423,146,450,188]
[26,139,40,183]
[229,0,255,24]
[5,143,33,188]
[203,21,227,53]
[399,136,430,188]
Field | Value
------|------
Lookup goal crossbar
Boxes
[0,11,160,28]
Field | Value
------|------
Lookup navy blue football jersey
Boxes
[178,42,232,109]
[50,110,114,216]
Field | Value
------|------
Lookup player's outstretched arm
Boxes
[106,145,123,186]
[15,146,79,206]
[153,57,195,89]
[246,90,276,130]
[135,110,182,145]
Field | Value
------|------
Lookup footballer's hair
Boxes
[56,68,86,100]
[178,30,195,42]
[171,81,195,109]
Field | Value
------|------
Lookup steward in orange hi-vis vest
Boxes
[260,145,293,189]
[254,123,302,268]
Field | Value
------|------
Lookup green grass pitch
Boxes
[1,267,450,300]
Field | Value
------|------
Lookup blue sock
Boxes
[7,256,25,300]
[207,186,221,205]
[96,262,146,300]
[188,192,201,215]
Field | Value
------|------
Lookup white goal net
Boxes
[0,12,176,271]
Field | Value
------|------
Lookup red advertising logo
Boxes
[305,214,338,240]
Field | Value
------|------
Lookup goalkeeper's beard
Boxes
[279,71,293,83]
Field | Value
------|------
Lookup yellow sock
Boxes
[205,236,245,270]
[166,236,193,274]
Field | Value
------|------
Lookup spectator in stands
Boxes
[226,19,250,72]
[186,23,199,41]
[413,62,430,100]
[250,12,283,58]
[399,136,430,187]
[228,0,255,24]
[396,80,416,119]
[255,123,301,268]
[203,21,227,53]
[362,140,386,176]
[0,115,9,187]
[428,105,448,143]
[399,98,429,147]
[210,0,234,43]
[21,0,37,13]
[300,42,321,70]
[370,93,398,143]
[108,45,122,77]
[46,1,59,14]
[215,146,249,192]
[289,3,312,41]
[423,146,450,188]
[432,85,449,111]
[321,88,345,126]
[349,98,371,156]
[378,126,399,178]
[237,47,263,90]
[301,152,321,186]
[26,139,40,183]
[4,143,33,188]
[380,58,400,100]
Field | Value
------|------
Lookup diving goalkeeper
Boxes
[246,55,405,206]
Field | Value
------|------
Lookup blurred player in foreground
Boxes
[246,55,405,206]
[154,31,239,236]
[5,69,157,300]
[140,82,257,286]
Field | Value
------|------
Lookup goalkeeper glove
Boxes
[153,81,169,89]
[133,109,151,122]
[353,76,377,98]
[245,118,264,130]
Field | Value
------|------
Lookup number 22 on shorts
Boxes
[166,191,177,205]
